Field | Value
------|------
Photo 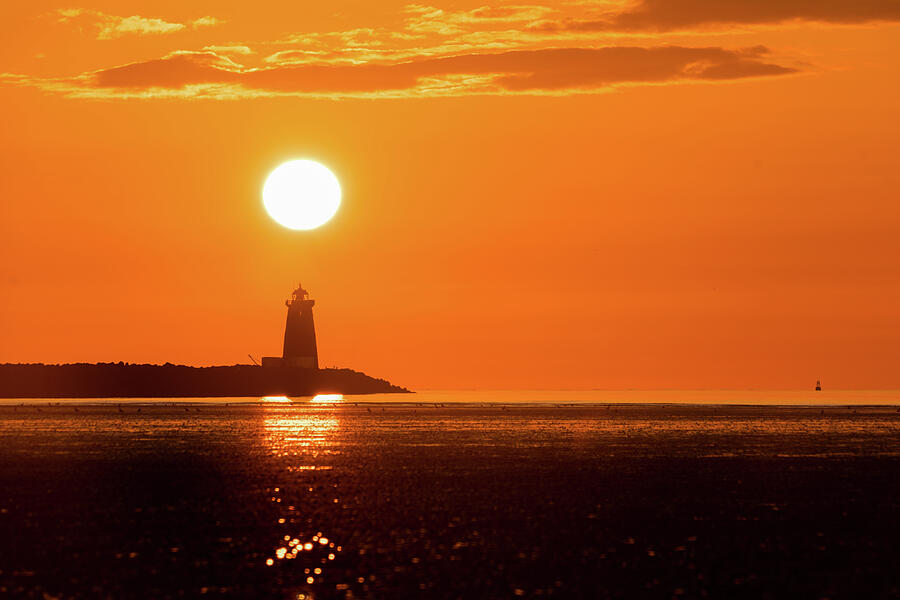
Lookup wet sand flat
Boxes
[1,403,899,599]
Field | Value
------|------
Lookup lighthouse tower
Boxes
[262,283,319,369]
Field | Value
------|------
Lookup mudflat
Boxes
[1,403,898,599]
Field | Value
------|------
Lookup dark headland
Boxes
[0,284,410,398]
[0,363,410,398]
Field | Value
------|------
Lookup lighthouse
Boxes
[261,283,319,369]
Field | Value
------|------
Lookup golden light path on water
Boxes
[261,396,291,403]
[310,394,343,404]
[261,394,343,405]
[261,396,344,591]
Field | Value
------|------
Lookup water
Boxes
[1,393,898,598]
[3,388,900,405]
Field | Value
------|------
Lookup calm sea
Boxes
[1,389,899,405]
[1,395,899,597]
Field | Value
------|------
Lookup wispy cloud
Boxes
[191,16,223,29]
[55,8,222,40]
[12,1,893,100]
[403,4,556,35]
[203,44,255,56]
[249,0,893,71]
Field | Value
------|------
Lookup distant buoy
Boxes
[815,380,822,391]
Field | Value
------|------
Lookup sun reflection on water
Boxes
[311,394,343,404]
[264,483,344,589]
[263,408,340,460]
[262,395,292,403]
[262,407,344,591]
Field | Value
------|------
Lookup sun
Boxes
[262,160,341,230]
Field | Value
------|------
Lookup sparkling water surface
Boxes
[1,392,898,598]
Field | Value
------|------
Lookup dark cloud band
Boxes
[531,0,900,32]
[90,46,796,95]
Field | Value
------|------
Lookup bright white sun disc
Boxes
[263,160,341,230]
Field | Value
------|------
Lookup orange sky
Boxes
[1,1,899,389]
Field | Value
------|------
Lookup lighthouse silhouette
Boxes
[262,283,319,369]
